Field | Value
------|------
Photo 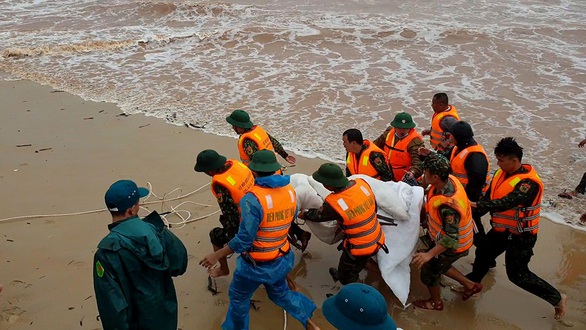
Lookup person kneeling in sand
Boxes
[299,163,388,285]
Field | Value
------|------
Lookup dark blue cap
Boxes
[322,283,397,330]
[104,180,149,212]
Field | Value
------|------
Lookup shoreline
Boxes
[1,79,585,329]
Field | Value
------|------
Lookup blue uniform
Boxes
[223,175,316,330]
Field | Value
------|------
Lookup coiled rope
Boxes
[0,182,219,228]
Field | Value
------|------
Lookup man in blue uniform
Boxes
[200,151,319,330]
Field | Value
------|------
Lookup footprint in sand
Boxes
[10,280,32,288]
[1,305,25,323]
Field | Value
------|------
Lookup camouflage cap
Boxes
[422,153,451,176]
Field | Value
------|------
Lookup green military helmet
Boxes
[422,153,451,177]
[194,149,227,172]
[226,109,254,129]
[390,112,416,129]
[248,150,281,173]
[312,163,349,188]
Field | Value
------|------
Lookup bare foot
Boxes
[209,267,230,278]
[306,319,321,330]
[555,294,567,320]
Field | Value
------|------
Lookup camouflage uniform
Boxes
[209,164,307,248]
[373,126,425,178]
[242,135,310,248]
[303,183,377,284]
[345,145,395,182]
[242,134,289,161]
[466,165,562,307]
[420,172,469,286]
[209,181,241,247]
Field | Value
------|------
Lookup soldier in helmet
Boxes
[419,121,492,248]
[226,109,296,167]
[412,154,482,311]
[373,112,425,182]
[226,109,311,251]
[194,149,255,277]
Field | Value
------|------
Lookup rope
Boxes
[0,182,219,228]
[283,310,287,330]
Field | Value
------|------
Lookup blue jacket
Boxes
[228,175,298,282]
[93,212,188,330]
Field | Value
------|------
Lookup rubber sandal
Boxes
[462,282,483,301]
[413,298,444,311]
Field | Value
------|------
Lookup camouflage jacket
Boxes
[474,165,540,217]
[242,133,289,160]
[428,179,461,250]
[373,127,425,178]
[345,145,395,182]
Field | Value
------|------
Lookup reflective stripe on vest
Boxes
[246,185,296,262]
[449,145,492,193]
[346,140,385,179]
[211,160,255,208]
[383,128,423,180]
[425,175,474,253]
[237,125,275,164]
[325,178,385,257]
[489,165,543,235]
[430,106,460,150]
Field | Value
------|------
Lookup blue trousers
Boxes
[221,271,316,330]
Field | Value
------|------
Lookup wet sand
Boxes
[0,80,585,329]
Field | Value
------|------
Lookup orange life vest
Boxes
[211,160,255,208]
[489,165,543,235]
[383,128,423,180]
[238,125,275,164]
[326,179,386,257]
[430,105,460,150]
[449,145,491,193]
[346,140,385,179]
[425,175,474,254]
[246,184,296,262]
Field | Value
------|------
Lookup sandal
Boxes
[462,282,483,301]
[413,298,444,311]
[557,190,575,200]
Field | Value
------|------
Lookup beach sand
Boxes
[1,80,585,329]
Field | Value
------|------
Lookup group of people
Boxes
[91,92,580,329]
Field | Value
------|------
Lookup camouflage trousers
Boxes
[209,215,239,247]
[467,229,561,306]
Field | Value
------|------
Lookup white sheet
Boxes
[290,173,423,306]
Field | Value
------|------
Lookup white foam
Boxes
[542,212,586,233]
[1,0,586,222]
